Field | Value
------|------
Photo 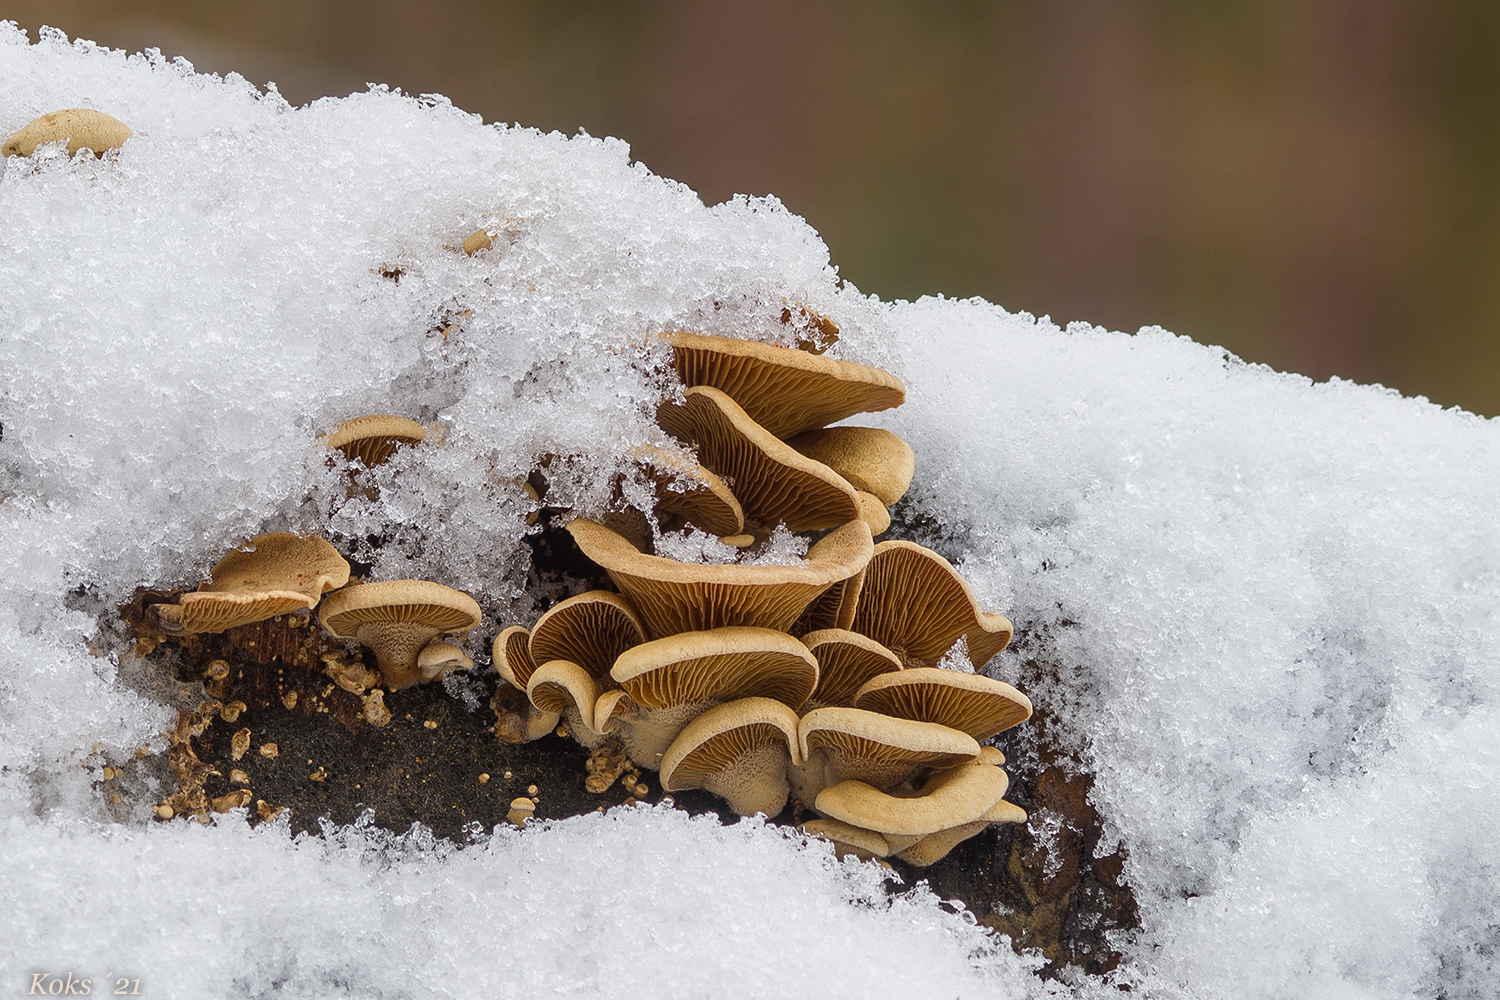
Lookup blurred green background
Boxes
[7,1,1500,415]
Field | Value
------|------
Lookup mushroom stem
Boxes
[357,622,442,690]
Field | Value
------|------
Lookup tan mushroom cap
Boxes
[855,491,890,536]
[173,533,350,633]
[803,629,903,708]
[415,641,473,684]
[323,414,428,467]
[567,517,873,638]
[320,580,482,691]
[633,445,745,537]
[611,627,818,711]
[492,625,536,687]
[657,386,861,532]
[798,706,980,792]
[529,591,646,681]
[853,667,1032,741]
[527,659,600,736]
[800,818,892,860]
[664,332,905,439]
[791,568,865,636]
[660,697,803,817]
[850,541,1014,668]
[814,757,1011,837]
[893,797,1029,867]
[3,109,132,157]
[786,427,915,506]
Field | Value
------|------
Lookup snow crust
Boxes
[2,23,1498,1000]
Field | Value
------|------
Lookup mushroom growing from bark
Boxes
[852,667,1032,741]
[663,332,905,438]
[659,697,803,817]
[319,580,481,691]
[656,386,861,532]
[848,540,1014,669]
[566,517,872,638]
[786,427,916,507]
[603,626,818,766]
[792,706,979,805]
[154,533,350,634]
[322,414,428,468]
[3,109,132,157]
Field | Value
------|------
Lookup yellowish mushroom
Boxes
[3,109,131,157]
[155,533,350,634]
[566,517,872,638]
[663,332,905,439]
[659,697,803,817]
[319,580,482,691]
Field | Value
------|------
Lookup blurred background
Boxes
[7,1,1499,416]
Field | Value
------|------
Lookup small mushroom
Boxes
[606,627,819,766]
[156,533,350,634]
[528,591,646,681]
[892,797,1029,867]
[786,427,915,507]
[792,706,979,804]
[567,517,872,638]
[322,414,428,468]
[801,818,892,862]
[848,540,1014,669]
[526,659,604,746]
[852,667,1032,741]
[813,755,1014,838]
[633,445,745,537]
[415,641,474,684]
[656,386,862,532]
[802,629,903,709]
[3,109,131,157]
[663,332,905,439]
[319,581,482,690]
[659,697,803,817]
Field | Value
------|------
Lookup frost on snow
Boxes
[2,22,1498,1000]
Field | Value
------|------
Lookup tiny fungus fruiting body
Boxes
[319,580,481,691]
[3,109,132,157]
[154,533,350,634]
[323,414,428,468]
[662,331,905,438]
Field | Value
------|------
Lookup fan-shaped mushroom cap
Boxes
[795,707,979,800]
[855,491,891,536]
[660,697,803,817]
[786,427,915,506]
[3,109,131,157]
[657,386,861,532]
[663,332,905,439]
[492,625,536,687]
[801,818,892,861]
[529,591,646,681]
[612,627,819,710]
[567,517,873,638]
[813,757,1011,837]
[416,641,473,684]
[322,414,428,467]
[320,581,482,691]
[527,659,603,744]
[633,445,745,537]
[167,533,350,634]
[803,629,903,708]
[791,568,865,636]
[852,667,1032,741]
[892,797,1029,867]
[849,541,1014,668]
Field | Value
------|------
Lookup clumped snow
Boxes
[2,23,1498,1000]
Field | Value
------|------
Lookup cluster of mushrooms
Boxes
[494,330,1034,866]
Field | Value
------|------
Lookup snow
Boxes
[2,22,1498,1000]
